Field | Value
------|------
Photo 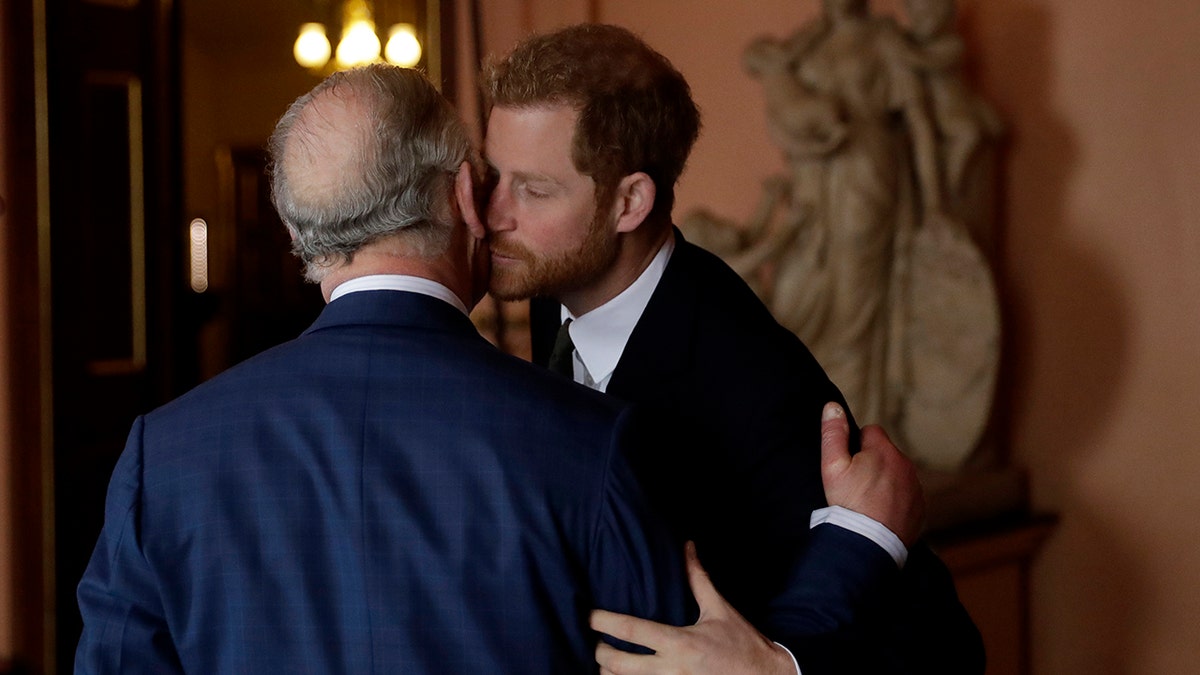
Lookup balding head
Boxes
[280,84,376,214]
[269,65,474,282]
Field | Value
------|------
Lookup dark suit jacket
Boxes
[76,290,693,674]
[532,232,984,673]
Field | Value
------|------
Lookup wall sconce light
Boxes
[294,0,423,72]
[294,23,333,69]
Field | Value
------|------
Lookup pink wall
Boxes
[489,0,1200,672]
[966,1,1200,671]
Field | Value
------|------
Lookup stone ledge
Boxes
[921,464,1029,535]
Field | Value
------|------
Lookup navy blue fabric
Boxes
[531,233,984,674]
[75,290,693,674]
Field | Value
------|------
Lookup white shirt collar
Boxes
[563,232,675,391]
[329,274,470,316]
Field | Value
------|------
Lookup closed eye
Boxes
[517,178,558,200]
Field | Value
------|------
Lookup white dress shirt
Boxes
[560,234,675,392]
[329,274,469,315]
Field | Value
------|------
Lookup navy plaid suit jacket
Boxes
[75,290,692,673]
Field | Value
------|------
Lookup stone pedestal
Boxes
[922,465,1029,534]
[931,515,1057,675]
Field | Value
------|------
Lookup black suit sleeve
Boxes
[767,530,985,675]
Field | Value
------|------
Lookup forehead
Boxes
[485,104,581,172]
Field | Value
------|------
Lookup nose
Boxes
[486,183,515,233]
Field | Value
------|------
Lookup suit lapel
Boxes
[606,230,700,400]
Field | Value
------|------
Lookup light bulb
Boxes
[294,23,332,69]
[385,24,422,67]
[336,19,381,68]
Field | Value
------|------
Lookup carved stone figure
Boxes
[900,0,1004,253]
[683,0,1001,470]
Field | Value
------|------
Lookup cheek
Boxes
[523,202,595,250]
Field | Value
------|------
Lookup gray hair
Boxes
[268,64,473,281]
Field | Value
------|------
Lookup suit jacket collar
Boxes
[606,228,700,397]
[303,289,482,341]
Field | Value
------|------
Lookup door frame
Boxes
[3,0,55,670]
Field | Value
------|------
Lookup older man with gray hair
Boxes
[74,64,694,673]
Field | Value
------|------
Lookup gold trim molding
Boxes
[82,71,147,377]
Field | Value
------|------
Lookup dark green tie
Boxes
[547,319,575,379]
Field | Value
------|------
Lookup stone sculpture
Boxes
[684,0,1002,470]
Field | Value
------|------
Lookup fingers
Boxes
[591,609,676,651]
[860,423,896,454]
[820,402,852,480]
[859,425,912,480]
[595,641,655,675]
[858,425,926,546]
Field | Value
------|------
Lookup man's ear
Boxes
[612,172,656,234]
[454,161,486,240]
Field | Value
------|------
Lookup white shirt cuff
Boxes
[774,641,802,675]
[809,505,908,568]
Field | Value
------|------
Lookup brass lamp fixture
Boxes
[294,0,423,71]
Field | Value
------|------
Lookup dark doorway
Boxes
[30,1,460,671]
[44,0,187,669]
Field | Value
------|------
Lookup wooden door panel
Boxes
[45,0,181,669]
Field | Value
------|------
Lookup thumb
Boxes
[685,541,725,620]
[820,402,851,482]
